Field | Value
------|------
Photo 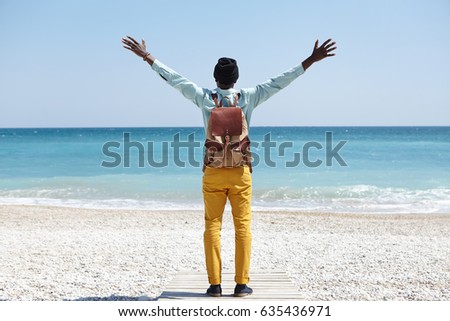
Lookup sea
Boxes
[0,126,449,214]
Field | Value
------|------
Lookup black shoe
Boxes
[206,284,222,297]
[234,284,253,297]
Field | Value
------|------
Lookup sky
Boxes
[0,0,449,128]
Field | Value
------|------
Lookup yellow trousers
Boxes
[202,166,252,285]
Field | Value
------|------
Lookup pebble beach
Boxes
[0,205,449,301]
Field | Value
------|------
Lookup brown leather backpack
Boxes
[203,93,252,172]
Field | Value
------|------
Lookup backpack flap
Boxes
[210,108,243,137]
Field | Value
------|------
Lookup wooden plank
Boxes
[158,270,305,300]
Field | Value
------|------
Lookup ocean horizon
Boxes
[1,126,449,214]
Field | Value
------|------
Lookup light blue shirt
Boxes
[151,59,305,130]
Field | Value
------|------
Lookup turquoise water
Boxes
[0,127,449,213]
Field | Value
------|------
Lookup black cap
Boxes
[213,57,239,85]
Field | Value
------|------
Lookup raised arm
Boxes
[122,36,155,65]
[248,38,337,108]
[121,36,207,108]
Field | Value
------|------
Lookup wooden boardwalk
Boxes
[158,271,305,300]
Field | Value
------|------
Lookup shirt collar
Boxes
[214,88,237,96]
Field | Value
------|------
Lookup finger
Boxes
[326,46,337,52]
[122,38,134,46]
[324,42,336,50]
[320,39,332,49]
[326,53,336,57]
[126,35,137,42]
[124,41,138,50]
[314,39,319,50]
[320,38,332,49]
[122,40,132,47]
[127,36,139,45]
[123,45,133,51]
[142,38,146,46]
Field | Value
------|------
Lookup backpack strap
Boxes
[211,92,241,108]
[211,93,220,108]
[232,93,240,107]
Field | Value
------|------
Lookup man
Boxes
[122,36,336,297]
